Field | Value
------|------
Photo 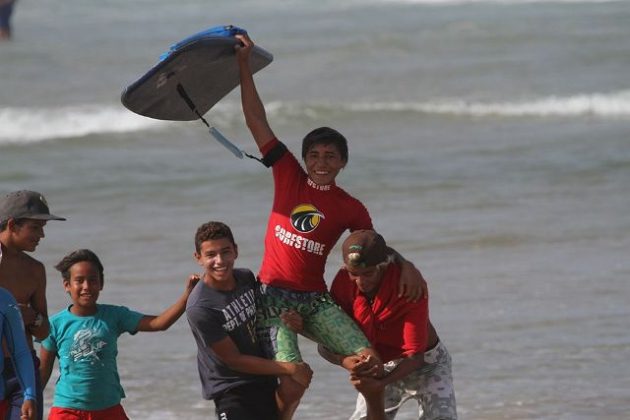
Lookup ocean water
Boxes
[1,0,629,419]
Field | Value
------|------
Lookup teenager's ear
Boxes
[234,244,239,259]
[193,252,202,265]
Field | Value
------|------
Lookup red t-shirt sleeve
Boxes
[401,297,429,357]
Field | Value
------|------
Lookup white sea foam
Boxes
[0,105,165,145]
[2,91,628,146]
[343,91,630,118]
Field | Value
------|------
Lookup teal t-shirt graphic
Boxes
[41,304,144,410]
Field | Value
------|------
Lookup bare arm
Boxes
[379,353,423,387]
[38,347,56,389]
[235,33,276,149]
[25,263,50,340]
[212,336,312,388]
[387,248,427,301]
[136,275,199,332]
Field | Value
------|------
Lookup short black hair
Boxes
[55,249,105,286]
[301,127,348,163]
[0,218,26,232]
[194,221,236,253]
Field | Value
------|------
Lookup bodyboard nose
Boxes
[121,26,273,121]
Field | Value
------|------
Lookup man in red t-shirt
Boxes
[324,230,457,420]
[236,33,426,419]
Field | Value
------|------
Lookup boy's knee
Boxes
[278,379,306,402]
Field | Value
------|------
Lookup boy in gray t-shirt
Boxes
[186,221,312,420]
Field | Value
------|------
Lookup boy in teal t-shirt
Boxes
[40,249,198,420]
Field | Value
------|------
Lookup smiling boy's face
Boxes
[194,237,238,289]
[64,261,103,312]
[304,143,346,186]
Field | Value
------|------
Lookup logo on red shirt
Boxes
[290,204,325,233]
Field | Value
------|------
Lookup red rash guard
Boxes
[257,139,372,292]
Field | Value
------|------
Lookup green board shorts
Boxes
[256,283,370,362]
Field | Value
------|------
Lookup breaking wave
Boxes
[2,91,628,145]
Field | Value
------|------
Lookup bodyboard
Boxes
[121,25,273,121]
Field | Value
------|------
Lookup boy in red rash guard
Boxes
[236,33,427,419]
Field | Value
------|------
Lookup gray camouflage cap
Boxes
[0,190,66,223]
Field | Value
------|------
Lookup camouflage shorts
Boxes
[350,340,457,420]
[256,283,370,362]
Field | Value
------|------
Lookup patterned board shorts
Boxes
[256,284,370,362]
[350,341,458,420]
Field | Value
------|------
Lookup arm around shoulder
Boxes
[387,248,427,301]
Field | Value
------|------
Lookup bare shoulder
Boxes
[17,252,46,280]
[0,251,46,302]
